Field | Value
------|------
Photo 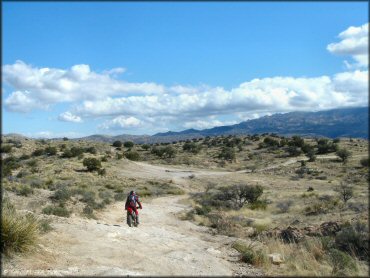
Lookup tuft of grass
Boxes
[42,205,70,217]
[1,200,39,255]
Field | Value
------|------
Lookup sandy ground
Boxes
[2,162,263,276]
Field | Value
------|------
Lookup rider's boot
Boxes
[136,215,140,224]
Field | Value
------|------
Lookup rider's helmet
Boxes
[130,190,135,195]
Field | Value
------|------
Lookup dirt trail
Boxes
[3,162,262,276]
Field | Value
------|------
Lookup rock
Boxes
[320,221,341,236]
[303,225,322,237]
[268,253,284,265]
[280,226,305,243]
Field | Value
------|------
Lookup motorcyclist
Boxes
[125,190,142,224]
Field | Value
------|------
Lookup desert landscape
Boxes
[1,133,368,276]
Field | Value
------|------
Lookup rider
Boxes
[125,190,142,224]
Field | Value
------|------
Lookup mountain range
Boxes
[75,106,368,143]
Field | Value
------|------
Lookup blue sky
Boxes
[2,2,368,137]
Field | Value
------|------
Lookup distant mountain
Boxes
[6,107,365,143]
[184,106,369,139]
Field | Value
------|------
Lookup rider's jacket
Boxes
[125,193,142,210]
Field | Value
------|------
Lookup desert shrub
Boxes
[329,248,358,276]
[248,199,268,210]
[276,200,293,213]
[335,182,354,203]
[97,168,106,176]
[334,221,369,260]
[360,157,369,167]
[82,205,95,218]
[61,146,84,158]
[1,201,39,255]
[218,147,236,161]
[317,138,338,154]
[16,185,34,196]
[42,205,70,217]
[116,153,124,160]
[44,146,57,156]
[304,198,339,215]
[123,141,134,148]
[85,146,97,154]
[101,155,108,162]
[125,151,140,161]
[289,135,305,148]
[52,187,71,202]
[141,144,150,150]
[2,156,21,177]
[232,241,267,266]
[183,142,202,154]
[216,184,264,209]
[38,218,53,233]
[114,192,126,201]
[194,206,212,215]
[1,144,13,153]
[336,148,351,163]
[29,178,43,189]
[151,146,176,158]
[81,191,96,205]
[112,140,123,148]
[19,154,31,160]
[287,146,302,157]
[32,148,45,156]
[83,157,102,172]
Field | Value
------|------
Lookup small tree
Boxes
[123,141,134,148]
[141,144,150,151]
[112,141,122,148]
[125,151,140,161]
[335,182,354,203]
[336,148,351,163]
[218,147,236,161]
[220,184,263,209]
[83,157,102,172]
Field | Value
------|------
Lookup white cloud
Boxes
[27,131,84,139]
[58,111,83,123]
[4,90,48,112]
[327,23,368,68]
[3,60,164,112]
[183,119,237,130]
[99,116,143,130]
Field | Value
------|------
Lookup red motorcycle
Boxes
[127,206,140,227]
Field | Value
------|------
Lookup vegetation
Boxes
[83,157,102,172]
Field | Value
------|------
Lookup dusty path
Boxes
[3,161,262,276]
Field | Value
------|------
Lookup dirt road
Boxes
[3,162,262,276]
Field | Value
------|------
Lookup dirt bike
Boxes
[127,206,140,227]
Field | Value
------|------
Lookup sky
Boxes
[2,1,368,138]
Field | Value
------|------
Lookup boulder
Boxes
[320,221,341,236]
[280,226,305,243]
[268,253,284,265]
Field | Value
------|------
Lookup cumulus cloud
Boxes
[58,111,83,123]
[3,60,165,112]
[327,23,368,68]
[99,116,143,130]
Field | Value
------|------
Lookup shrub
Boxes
[16,185,34,196]
[336,148,351,163]
[329,248,358,276]
[123,141,134,148]
[83,157,102,172]
[112,140,123,148]
[52,187,71,202]
[360,157,369,167]
[97,168,106,176]
[116,153,124,160]
[32,148,45,156]
[141,144,150,150]
[217,184,264,209]
[276,200,293,213]
[287,146,302,157]
[85,146,97,154]
[248,199,268,210]
[81,191,96,205]
[1,201,39,255]
[114,192,126,201]
[44,146,57,156]
[125,151,140,161]
[42,205,70,217]
[232,241,266,266]
[183,142,202,154]
[38,219,53,233]
[334,221,369,260]
[218,147,236,161]
[1,144,12,153]
[82,205,95,218]
[335,182,354,203]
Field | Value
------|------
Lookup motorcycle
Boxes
[126,206,140,227]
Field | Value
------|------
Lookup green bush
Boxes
[123,141,134,148]
[82,205,95,218]
[44,146,57,156]
[232,241,266,266]
[248,199,268,210]
[183,142,202,154]
[32,148,45,156]
[1,201,39,255]
[329,248,358,276]
[16,185,34,196]
[38,219,53,233]
[218,147,236,161]
[125,151,140,161]
[83,157,102,172]
[336,148,351,163]
[112,140,123,148]
[52,187,71,202]
[85,146,97,154]
[1,144,13,153]
[42,205,70,217]
[97,168,106,176]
